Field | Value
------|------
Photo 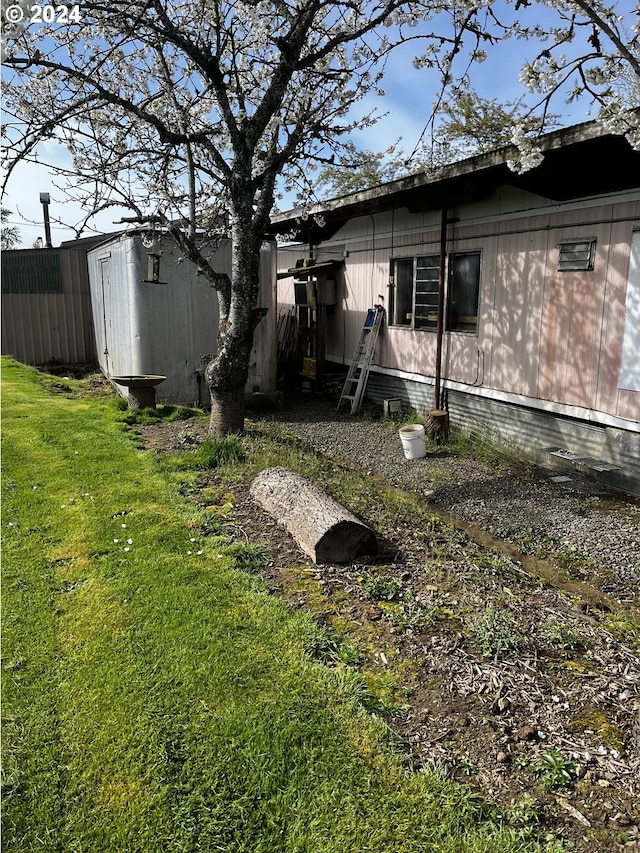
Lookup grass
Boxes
[1,357,563,853]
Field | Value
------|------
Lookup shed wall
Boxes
[88,234,276,406]
[1,248,96,365]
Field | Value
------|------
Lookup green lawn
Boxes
[1,358,560,852]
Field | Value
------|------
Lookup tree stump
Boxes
[250,467,378,564]
[425,409,449,443]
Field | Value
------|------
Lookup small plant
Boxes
[361,574,404,602]
[305,629,364,667]
[540,617,581,649]
[338,642,364,666]
[224,542,269,574]
[305,628,341,663]
[531,750,576,791]
[175,430,198,446]
[513,754,531,770]
[469,606,522,660]
[505,793,540,827]
[457,757,478,776]
[513,529,536,555]
[386,602,435,631]
[496,794,542,841]
[196,437,245,467]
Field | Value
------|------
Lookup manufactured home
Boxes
[272,120,640,494]
[87,231,277,407]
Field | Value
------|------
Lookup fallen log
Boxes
[250,467,378,564]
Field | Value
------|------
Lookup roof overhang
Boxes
[269,118,640,243]
[276,258,343,280]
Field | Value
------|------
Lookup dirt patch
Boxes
[135,416,640,853]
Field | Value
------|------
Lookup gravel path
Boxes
[255,391,640,606]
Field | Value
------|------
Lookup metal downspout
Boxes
[434,206,447,410]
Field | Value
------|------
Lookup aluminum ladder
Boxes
[337,307,385,414]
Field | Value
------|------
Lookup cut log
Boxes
[250,467,378,564]
[425,409,449,442]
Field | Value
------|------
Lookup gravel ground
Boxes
[253,390,640,607]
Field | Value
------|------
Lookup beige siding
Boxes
[277,192,640,424]
[484,230,546,397]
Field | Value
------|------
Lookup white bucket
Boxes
[399,424,427,459]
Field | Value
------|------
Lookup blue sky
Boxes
[2,0,635,246]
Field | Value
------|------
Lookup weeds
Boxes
[531,750,576,791]
[305,627,342,663]
[445,428,532,475]
[540,617,582,649]
[197,437,245,467]
[304,626,364,667]
[469,606,522,659]
[119,403,202,425]
[386,602,436,631]
[361,574,404,602]
[175,430,198,446]
[458,757,478,776]
[162,436,245,471]
[223,542,270,573]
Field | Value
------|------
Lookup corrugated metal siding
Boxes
[1,248,96,364]
[364,370,613,461]
[1,249,63,293]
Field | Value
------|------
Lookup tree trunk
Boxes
[250,467,378,564]
[206,193,265,437]
[209,385,245,435]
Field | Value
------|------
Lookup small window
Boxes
[414,255,440,329]
[147,253,161,282]
[449,252,480,332]
[390,251,480,333]
[558,239,596,271]
[391,258,414,326]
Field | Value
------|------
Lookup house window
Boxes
[391,258,416,326]
[415,255,440,329]
[557,239,596,271]
[449,252,481,332]
[390,251,480,333]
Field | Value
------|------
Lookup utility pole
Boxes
[40,192,53,248]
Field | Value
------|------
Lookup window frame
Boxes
[389,250,481,334]
[557,238,596,272]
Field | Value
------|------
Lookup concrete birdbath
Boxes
[110,375,167,409]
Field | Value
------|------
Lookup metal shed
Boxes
[1,236,107,366]
[87,231,277,406]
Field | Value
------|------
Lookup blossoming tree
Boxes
[2,0,638,434]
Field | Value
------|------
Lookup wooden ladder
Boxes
[337,307,385,414]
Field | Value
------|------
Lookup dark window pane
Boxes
[391,258,414,326]
[449,252,480,332]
